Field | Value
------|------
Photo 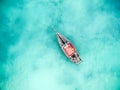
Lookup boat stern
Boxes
[70,52,82,64]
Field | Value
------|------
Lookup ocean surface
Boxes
[0,0,120,90]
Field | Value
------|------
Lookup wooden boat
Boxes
[55,32,82,64]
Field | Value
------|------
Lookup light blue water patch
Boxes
[0,0,120,90]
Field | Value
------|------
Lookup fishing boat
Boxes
[55,31,82,64]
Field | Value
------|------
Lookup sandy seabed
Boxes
[0,0,120,90]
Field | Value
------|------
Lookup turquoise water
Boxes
[0,0,120,90]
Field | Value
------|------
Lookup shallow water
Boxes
[0,0,120,90]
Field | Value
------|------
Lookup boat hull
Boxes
[56,32,82,64]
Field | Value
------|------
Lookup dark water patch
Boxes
[96,0,120,17]
[0,0,26,9]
